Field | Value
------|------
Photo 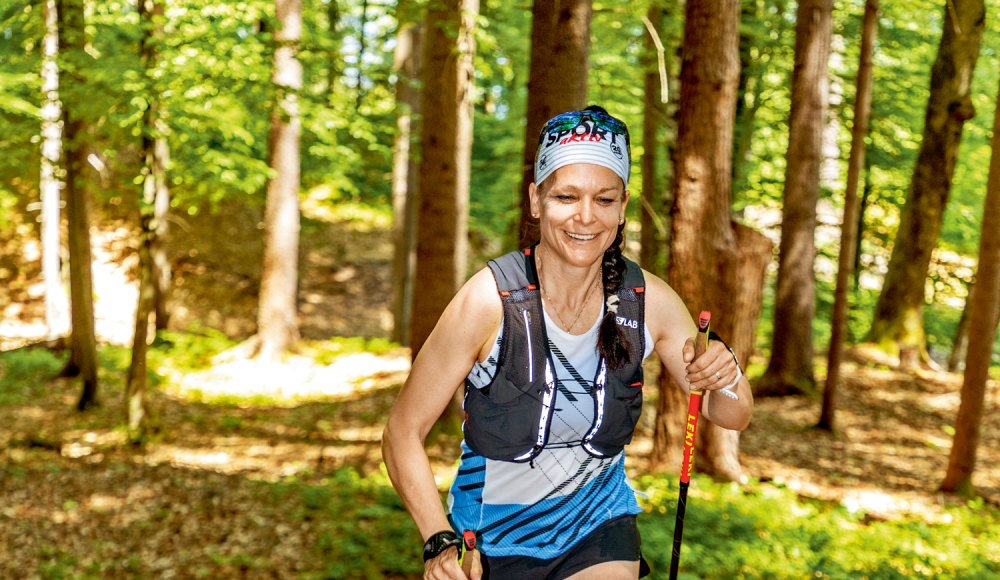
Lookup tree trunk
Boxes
[390,18,424,347]
[57,0,99,408]
[865,0,985,366]
[853,154,872,290]
[730,0,763,199]
[127,0,168,437]
[326,0,341,106]
[355,0,368,109]
[693,223,772,480]
[818,0,877,433]
[127,212,154,437]
[756,0,833,398]
[649,0,752,482]
[941,78,1000,496]
[257,0,303,362]
[151,162,170,332]
[41,0,69,344]
[948,277,974,372]
[410,0,479,358]
[639,5,663,271]
[515,0,592,247]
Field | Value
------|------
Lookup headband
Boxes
[533,109,632,188]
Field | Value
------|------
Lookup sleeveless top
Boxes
[447,306,654,559]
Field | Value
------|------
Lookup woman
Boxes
[383,107,753,580]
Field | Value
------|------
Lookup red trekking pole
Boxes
[668,310,710,580]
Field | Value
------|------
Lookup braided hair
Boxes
[598,219,631,369]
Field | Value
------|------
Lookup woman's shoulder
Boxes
[444,266,503,335]
[637,268,693,332]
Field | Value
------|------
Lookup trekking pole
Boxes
[668,310,710,580]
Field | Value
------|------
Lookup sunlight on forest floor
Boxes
[163,351,411,405]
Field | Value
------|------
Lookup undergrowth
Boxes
[635,475,1000,580]
[271,468,1000,579]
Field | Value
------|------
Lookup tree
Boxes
[941,79,1000,497]
[127,0,169,437]
[818,0,878,433]
[865,0,985,368]
[756,0,833,397]
[639,4,666,271]
[948,277,974,371]
[515,0,592,247]
[409,0,479,358]
[256,0,303,361]
[40,0,69,345]
[649,0,771,482]
[390,12,424,347]
[58,0,99,410]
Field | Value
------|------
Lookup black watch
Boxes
[423,530,462,563]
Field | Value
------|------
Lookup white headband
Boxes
[534,119,631,188]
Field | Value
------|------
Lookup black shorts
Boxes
[480,515,651,580]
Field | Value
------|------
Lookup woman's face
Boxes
[529,163,629,269]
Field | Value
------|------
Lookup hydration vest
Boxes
[463,246,646,464]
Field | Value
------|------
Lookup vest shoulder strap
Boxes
[620,257,645,290]
[487,249,533,293]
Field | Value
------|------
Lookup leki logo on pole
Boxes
[670,311,710,580]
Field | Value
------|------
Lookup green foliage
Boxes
[0,348,65,404]
[149,322,237,371]
[276,468,424,580]
[299,336,399,366]
[635,474,1000,580]
[272,469,1000,580]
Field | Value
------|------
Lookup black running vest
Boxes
[463,247,646,463]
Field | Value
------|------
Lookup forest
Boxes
[1,0,1000,578]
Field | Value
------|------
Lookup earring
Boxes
[619,217,625,224]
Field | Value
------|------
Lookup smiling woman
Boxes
[382,106,754,580]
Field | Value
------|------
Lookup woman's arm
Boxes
[382,267,501,578]
[643,272,754,431]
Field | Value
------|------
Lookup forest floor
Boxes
[1,200,999,578]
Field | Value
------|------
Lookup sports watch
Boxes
[422,530,463,563]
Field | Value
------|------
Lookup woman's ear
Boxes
[528,182,540,219]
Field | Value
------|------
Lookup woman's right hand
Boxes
[424,546,482,580]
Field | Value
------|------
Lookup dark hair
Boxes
[598,220,631,369]
[583,104,610,115]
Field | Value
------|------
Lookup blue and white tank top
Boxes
[447,307,654,559]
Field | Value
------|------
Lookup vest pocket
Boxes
[591,369,644,455]
[463,371,538,461]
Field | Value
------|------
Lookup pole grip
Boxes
[681,311,710,484]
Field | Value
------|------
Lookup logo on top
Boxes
[543,118,620,150]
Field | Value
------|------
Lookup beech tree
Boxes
[126,0,168,436]
[948,278,975,371]
[818,0,878,433]
[58,0,99,410]
[256,0,303,361]
[639,4,669,271]
[410,0,479,357]
[941,79,1000,497]
[515,0,592,247]
[865,0,985,368]
[40,0,69,344]
[649,0,771,481]
[390,13,424,347]
[756,0,833,397]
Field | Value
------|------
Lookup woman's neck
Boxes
[535,241,603,309]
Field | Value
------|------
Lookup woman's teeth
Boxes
[567,232,597,240]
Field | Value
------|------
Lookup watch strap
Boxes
[423,530,462,563]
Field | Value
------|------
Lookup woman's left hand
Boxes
[682,337,738,392]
